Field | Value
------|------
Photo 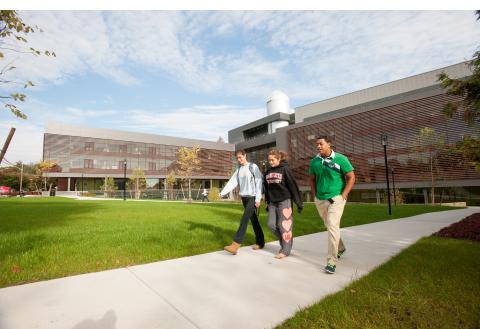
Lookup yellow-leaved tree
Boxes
[176,145,201,201]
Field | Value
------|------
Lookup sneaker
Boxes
[337,248,346,259]
[325,263,336,274]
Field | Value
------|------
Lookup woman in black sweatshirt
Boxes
[264,150,303,259]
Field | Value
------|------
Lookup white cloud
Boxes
[65,107,118,118]
[2,11,480,165]
[3,11,479,101]
[123,105,266,141]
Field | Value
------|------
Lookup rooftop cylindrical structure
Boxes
[266,90,292,116]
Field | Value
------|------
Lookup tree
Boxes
[0,10,56,119]
[165,170,176,200]
[414,127,446,205]
[437,10,480,170]
[176,145,201,201]
[100,177,117,198]
[217,136,225,143]
[128,168,146,199]
[36,160,58,191]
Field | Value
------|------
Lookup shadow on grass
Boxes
[185,221,238,246]
[0,233,48,259]
[0,198,105,233]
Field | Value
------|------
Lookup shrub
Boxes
[209,187,220,202]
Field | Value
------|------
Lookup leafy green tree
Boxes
[165,170,176,200]
[127,168,146,199]
[437,10,480,170]
[414,127,446,205]
[100,177,117,198]
[0,10,55,119]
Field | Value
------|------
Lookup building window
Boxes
[84,159,94,169]
[119,144,127,153]
[148,147,156,156]
[85,142,94,152]
[243,124,269,140]
[148,162,156,171]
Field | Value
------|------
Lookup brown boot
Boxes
[252,244,263,250]
[224,242,241,255]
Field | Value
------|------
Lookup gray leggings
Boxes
[267,199,293,256]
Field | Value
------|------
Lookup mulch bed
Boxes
[433,213,480,242]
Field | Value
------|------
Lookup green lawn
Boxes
[0,197,458,288]
[277,236,480,329]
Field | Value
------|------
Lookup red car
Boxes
[0,186,12,195]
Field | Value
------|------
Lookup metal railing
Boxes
[77,189,233,201]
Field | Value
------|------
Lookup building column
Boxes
[423,188,429,205]
[376,190,380,204]
[67,177,71,191]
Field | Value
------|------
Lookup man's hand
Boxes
[255,201,260,208]
[341,192,348,201]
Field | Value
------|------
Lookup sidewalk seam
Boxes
[126,267,202,329]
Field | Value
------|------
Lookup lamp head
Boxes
[381,134,388,146]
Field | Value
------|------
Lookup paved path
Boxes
[0,207,477,329]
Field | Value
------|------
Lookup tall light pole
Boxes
[391,167,396,206]
[381,134,392,216]
[19,162,24,196]
[123,159,127,201]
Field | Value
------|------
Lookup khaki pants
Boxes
[314,195,346,266]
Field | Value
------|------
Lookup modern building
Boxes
[229,61,480,205]
[228,91,295,170]
[43,122,235,195]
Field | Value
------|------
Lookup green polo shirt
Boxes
[309,151,354,200]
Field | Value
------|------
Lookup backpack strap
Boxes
[249,163,255,180]
[237,163,257,195]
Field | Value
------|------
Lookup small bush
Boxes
[209,187,220,202]
[80,192,96,197]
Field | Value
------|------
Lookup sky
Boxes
[1,10,479,164]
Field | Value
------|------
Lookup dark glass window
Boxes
[243,124,269,140]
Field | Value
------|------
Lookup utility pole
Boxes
[19,162,24,195]
[0,128,16,165]
[123,159,127,201]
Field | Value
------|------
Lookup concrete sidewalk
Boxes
[0,207,477,329]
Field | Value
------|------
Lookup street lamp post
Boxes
[123,159,127,201]
[391,167,396,206]
[381,134,392,216]
[19,162,24,196]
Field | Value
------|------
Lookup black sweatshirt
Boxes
[263,161,303,209]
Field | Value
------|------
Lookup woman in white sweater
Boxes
[220,150,264,255]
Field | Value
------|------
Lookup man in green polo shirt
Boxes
[309,135,355,274]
